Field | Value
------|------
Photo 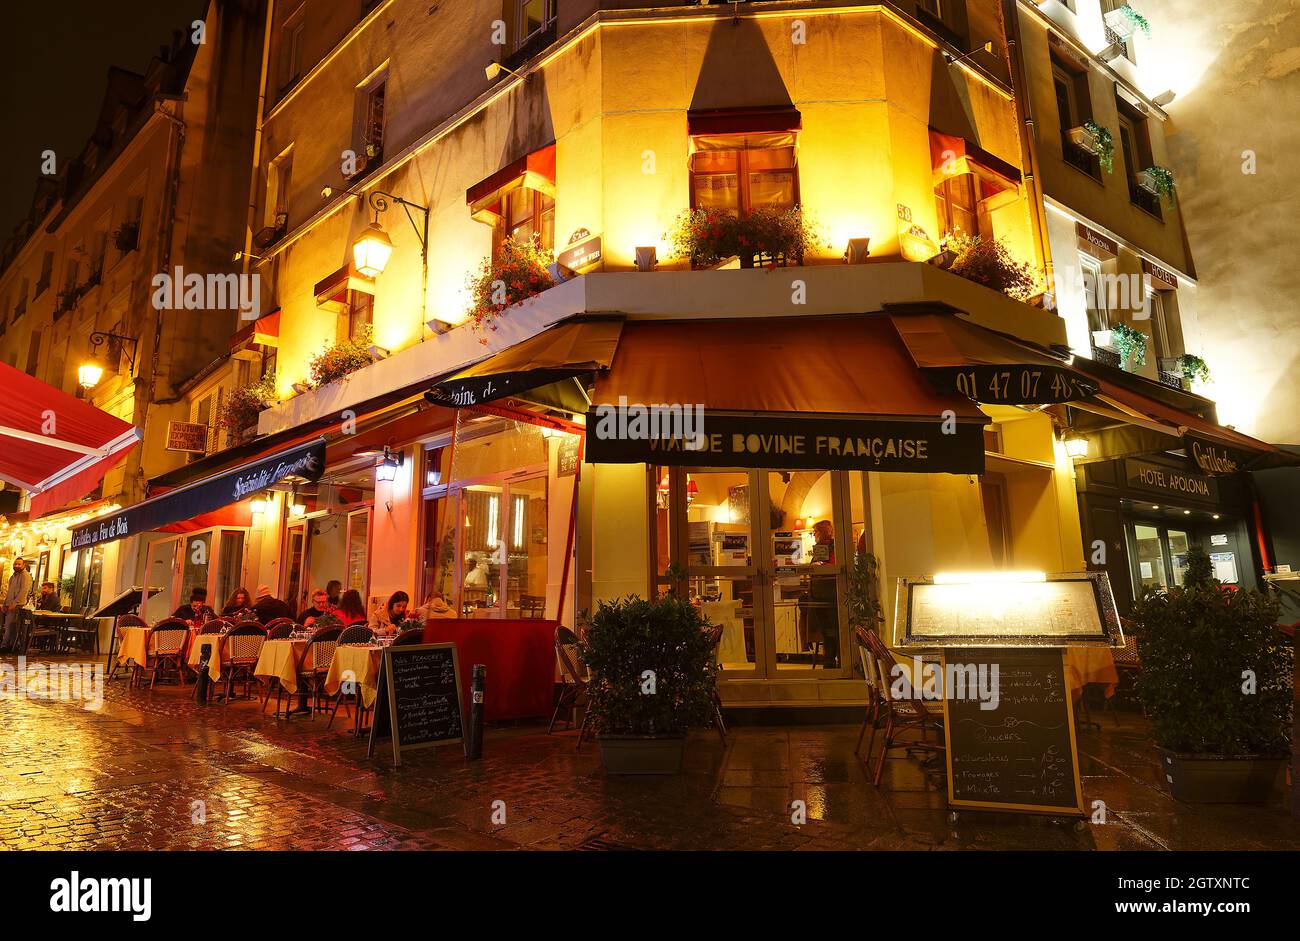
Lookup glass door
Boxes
[282,522,308,615]
[144,537,181,622]
[345,508,371,595]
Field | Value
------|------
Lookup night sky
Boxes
[0,0,204,240]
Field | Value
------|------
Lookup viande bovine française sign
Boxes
[69,438,326,550]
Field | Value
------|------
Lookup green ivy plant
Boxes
[577,595,719,737]
[1110,322,1148,369]
[1178,353,1211,385]
[1142,165,1176,200]
[1116,5,1152,37]
[846,551,883,632]
[1131,545,1291,757]
[1083,121,1114,173]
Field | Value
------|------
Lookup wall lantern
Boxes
[843,237,871,265]
[351,190,430,279]
[249,494,271,515]
[376,447,404,483]
[635,246,658,272]
[79,331,138,390]
[1062,431,1090,460]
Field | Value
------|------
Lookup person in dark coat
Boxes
[173,587,216,623]
[252,585,294,624]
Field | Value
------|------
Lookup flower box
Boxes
[1069,125,1100,153]
[1103,5,1149,42]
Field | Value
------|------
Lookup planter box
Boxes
[1091,328,1114,348]
[1135,170,1161,196]
[1103,7,1138,41]
[1069,125,1101,154]
[598,734,686,775]
[1158,748,1286,803]
[928,248,958,270]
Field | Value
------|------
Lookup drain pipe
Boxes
[1002,0,1055,303]
[242,0,276,282]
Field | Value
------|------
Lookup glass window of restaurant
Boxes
[419,414,552,619]
[652,467,872,679]
[142,528,247,621]
[690,132,798,217]
[279,470,375,615]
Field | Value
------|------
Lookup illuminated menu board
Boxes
[895,573,1119,647]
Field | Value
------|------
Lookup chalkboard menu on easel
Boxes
[367,643,464,767]
[942,648,1084,815]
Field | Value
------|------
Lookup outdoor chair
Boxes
[519,595,546,618]
[294,626,341,716]
[860,629,945,787]
[263,617,295,635]
[221,622,267,703]
[337,625,374,646]
[267,622,295,640]
[11,609,37,656]
[135,619,191,690]
[60,607,100,656]
[853,626,888,758]
[704,623,728,742]
[392,627,424,646]
[26,612,60,655]
[108,614,150,683]
[1111,629,1144,716]
[550,625,593,748]
[198,619,227,635]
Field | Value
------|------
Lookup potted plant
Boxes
[307,326,375,387]
[1178,352,1211,386]
[667,207,741,269]
[1070,121,1114,173]
[577,595,719,774]
[1110,321,1148,370]
[1103,4,1151,41]
[1136,165,1175,200]
[113,221,140,253]
[464,235,555,344]
[1131,545,1292,802]
[737,205,826,268]
[220,374,277,438]
[945,233,1039,301]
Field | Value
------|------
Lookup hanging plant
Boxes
[464,236,555,344]
[1178,353,1210,385]
[666,207,741,268]
[220,374,277,435]
[1110,322,1148,368]
[1140,165,1176,200]
[307,326,375,386]
[1083,121,1114,173]
[1116,5,1152,37]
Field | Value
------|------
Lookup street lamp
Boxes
[351,190,429,278]
[79,331,139,391]
[1062,431,1091,460]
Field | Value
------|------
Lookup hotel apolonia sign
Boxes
[1124,458,1220,503]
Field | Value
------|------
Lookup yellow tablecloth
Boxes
[324,645,384,708]
[253,639,309,694]
[116,627,152,667]
[1065,646,1119,699]
[186,632,227,682]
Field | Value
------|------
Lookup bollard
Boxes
[466,664,486,760]
[195,643,212,705]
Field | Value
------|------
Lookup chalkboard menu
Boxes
[942,649,1084,815]
[367,643,464,766]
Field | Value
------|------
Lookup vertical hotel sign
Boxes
[69,438,327,549]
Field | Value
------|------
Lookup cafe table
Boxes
[324,644,384,709]
[186,631,227,683]
[253,638,315,715]
[1064,646,1119,699]
[116,626,153,669]
[30,611,84,651]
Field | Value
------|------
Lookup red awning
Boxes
[929,130,1022,198]
[0,361,142,517]
[230,309,281,354]
[687,106,802,137]
[467,144,557,223]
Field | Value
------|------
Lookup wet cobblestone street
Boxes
[2,656,1298,852]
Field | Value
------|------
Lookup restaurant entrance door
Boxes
[657,467,865,683]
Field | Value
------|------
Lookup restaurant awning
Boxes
[426,318,622,411]
[929,129,1021,200]
[0,362,142,518]
[687,106,802,137]
[1068,358,1299,474]
[467,144,557,224]
[230,309,280,356]
[890,309,1099,405]
[68,437,327,550]
[585,316,987,473]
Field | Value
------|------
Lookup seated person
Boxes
[370,591,412,636]
[414,592,456,620]
[336,589,368,627]
[35,582,61,612]
[298,588,334,623]
[251,585,294,624]
[173,587,217,623]
[222,587,254,620]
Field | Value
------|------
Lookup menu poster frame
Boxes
[894,571,1123,648]
[367,642,464,767]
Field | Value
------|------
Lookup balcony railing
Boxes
[1128,181,1163,219]
[1091,343,1122,369]
[1061,133,1101,178]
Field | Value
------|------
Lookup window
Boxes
[690,137,798,218]
[355,71,387,165]
[1146,286,1169,361]
[934,173,983,240]
[1053,58,1099,177]
[266,147,293,228]
[980,473,1011,567]
[1079,253,1109,333]
[917,0,941,15]
[280,6,306,92]
[495,186,554,254]
[1117,100,1160,217]
[1100,0,1136,63]
[342,289,373,342]
[516,0,555,46]
[25,330,42,376]
[36,251,53,296]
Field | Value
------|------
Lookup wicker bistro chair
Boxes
[853,626,888,758]
[108,614,150,683]
[294,626,341,716]
[135,619,192,690]
[550,626,594,747]
[392,627,424,646]
[337,624,375,646]
[263,617,295,636]
[859,628,945,787]
[704,623,728,742]
[198,618,228,635]
[267,621,295,640]
[217,623,266,702]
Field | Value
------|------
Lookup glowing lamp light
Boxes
[933,571,1047,585]
[289,502,307,517]
[376,448,404,483]
[1062,432,1090,460]
[78,361,105,390]
[352,221,394,278]
[686,478,699,504]
[249,496,270,515]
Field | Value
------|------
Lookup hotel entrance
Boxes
[653,467,871,684]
